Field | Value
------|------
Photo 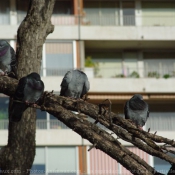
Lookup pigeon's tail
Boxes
[10,102,27,122]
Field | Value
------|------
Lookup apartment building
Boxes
[0,0,175,174]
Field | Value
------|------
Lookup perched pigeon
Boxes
[124,94,149,130]
[10,72,44,122]
[60,70,90,99]
[0,40,17,78]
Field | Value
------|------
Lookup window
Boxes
[47,147,77,175]
[144,52,175,78]
[84,1,119,25]
[123,52,138,77]
[142,2,175,26]
[50,115,69,129]
[122,1,135,26]
[31,147,46,175]
[154,152,175,174]
[42,42,74,76]
[16,0,30,24]
[86,51,122,78]
[146,112,175,131]
[0,97,9,130]
[53,0,73,15]
[0,1,10,24]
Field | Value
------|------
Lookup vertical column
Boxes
[86,146,90,175]
[73,41,77,69]
[149,155,154,168]
[10,0,17,25]
[138,51,144,78]
[45,146,48,175]
[119,0,123,26]
[75,41,85,69]
[46,112,50,130]
[78,146,87,174]
[80,41,85,69]
[135,0,142,26]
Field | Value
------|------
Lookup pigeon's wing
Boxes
[124,101,129,119]
[9,46,17,79]
[10,101,27,122]
[129,98,146,110]
[60,71,72,96]
[14,77,27,101]
[10,77,28,122]
[81,78,90,97]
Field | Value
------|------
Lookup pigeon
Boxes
[60,70,90,99]
[124,94,149,130]
[10,72,44,122]
[0,40,17,78]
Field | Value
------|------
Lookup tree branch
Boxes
[0,76,174,174]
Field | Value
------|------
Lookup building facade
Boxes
[0,0,175,174]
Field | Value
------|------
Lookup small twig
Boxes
[154,131,157,136]
[88,143,97,151]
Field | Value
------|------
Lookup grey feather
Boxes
[0,40,17,78]
[10,72,44,122]
[124,94,149,127]
[60,70,90,98]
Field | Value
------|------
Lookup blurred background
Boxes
[0,0,175,174]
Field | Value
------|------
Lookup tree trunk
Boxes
[0,0,55,174]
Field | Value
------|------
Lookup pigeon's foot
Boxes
[82,94,89,102]
[7,71,17,79]
[138,126,143,130]
[99,99,112,125]
[0,71,5,76]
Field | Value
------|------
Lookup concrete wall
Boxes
[0,129,174,146]
[1,25,175,41]
[42,76,175,93]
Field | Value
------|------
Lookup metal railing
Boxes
[0,120,69,130]
[146,114,175,131]
[1,115,175,131]
[40,67,175,78]
[40,67,72,77]
[51,15,175,26]
[15,14,175,26]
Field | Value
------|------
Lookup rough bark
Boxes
[1,77,175,175]
[0,0,55,174]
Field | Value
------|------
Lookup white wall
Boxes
[42,76,175,93]
[1,25,175,41]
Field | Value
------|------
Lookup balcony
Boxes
[0,119,69,130]
[1,13,175,40]
[1,114,175,131]
[40,66,175,79]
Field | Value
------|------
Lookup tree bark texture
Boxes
[1,77,175,175]
[0,0,55,174]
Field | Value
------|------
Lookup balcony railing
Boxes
[51,15,175,26]
[0,119,69,130]
[1,116,175,131]
[40,67,175,79]
[15,14,175,26]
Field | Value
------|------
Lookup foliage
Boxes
[148,71,160,78]
[114,74,125,78]
[163,74,171,79]
[129,71,140,78]
[85,56,98,68]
